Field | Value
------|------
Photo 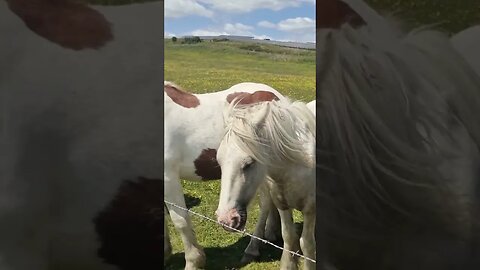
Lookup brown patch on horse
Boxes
[93,177,164,269]
[226,91,279,105]
[317,0,366,29]
[194,148,221,180]
[6,0,113,50]
[164,84,200,108]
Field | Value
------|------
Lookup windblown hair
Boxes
[317,14,480,270]
[223,97,316,169]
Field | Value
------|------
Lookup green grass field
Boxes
[164,41,315,270]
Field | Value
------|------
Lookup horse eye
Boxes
[243,160,255,170]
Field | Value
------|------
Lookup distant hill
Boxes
[177,35,315,50]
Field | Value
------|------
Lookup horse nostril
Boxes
[231,216,240,229]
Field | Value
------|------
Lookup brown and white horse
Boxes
[164,81,284,269]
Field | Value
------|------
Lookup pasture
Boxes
[164,40,315,269]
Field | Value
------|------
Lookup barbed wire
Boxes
[164,200,316,264]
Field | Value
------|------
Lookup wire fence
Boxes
[164,200,316,264]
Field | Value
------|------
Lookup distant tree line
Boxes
[170,36,202,44]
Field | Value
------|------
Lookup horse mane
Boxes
[223,98,315,169]
[317,21,480,239]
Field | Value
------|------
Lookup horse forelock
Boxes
[223,98,315,169]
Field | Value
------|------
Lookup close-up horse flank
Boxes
[1,0,163,270]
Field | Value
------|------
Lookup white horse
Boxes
[215,97,316,270]
[316,1,480,269]
[235,98,315,267]
[164,81,284,269]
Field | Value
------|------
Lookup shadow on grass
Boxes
[166,222,304,270]
[184,193,201,209]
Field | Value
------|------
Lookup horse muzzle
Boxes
[216,208,247,232]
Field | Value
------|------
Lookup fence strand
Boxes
[164,200,316,264]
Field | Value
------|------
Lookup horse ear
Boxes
[251,103,270,128]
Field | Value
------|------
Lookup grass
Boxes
[365,0,480,33]
[165,40,316,102]
[164,41,315,269]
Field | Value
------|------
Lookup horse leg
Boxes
[241,183,270,265]
[164,171,205,270]
[264,178,281,242]
[265,206,281,242]
[278,209,300,270]
[300,211,316,270]
[164,209,172,264]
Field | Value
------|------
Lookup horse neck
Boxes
[266,161,315,200]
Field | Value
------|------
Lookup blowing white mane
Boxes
[223,97,315,168]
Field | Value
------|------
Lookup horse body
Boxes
[165,82,283,181]
[164,81,284,269]
[216,98,316,269]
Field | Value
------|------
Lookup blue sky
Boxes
[165,0,316,42]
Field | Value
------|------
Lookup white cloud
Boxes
[165,0,213,18]
[189,23,256,37]
[277,17,315,32]
[224,23,254,35]
[257,17,315,33]
[257,17,316,42]
[164,32,177,38]
[197,0,314,13]
[258,20,277,28]
[165,0,315,19]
